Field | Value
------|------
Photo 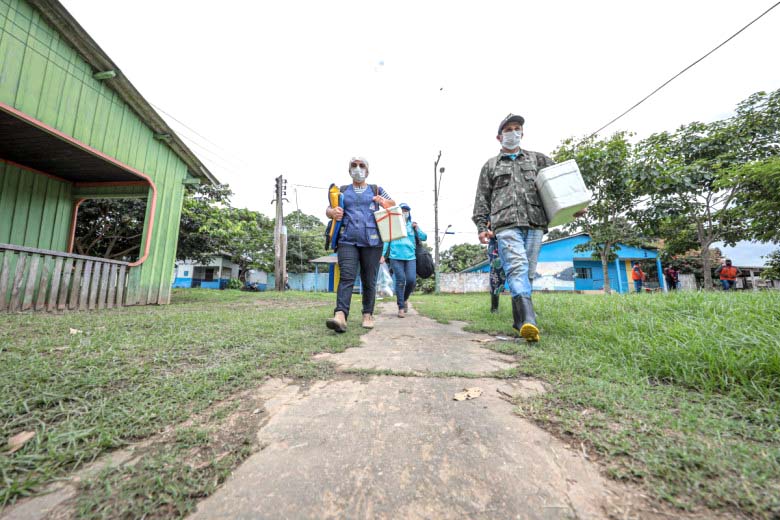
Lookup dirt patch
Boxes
[2,381,287,520]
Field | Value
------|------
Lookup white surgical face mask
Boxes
[501,130,522,150]
[402,211,410,219]
[350,166,367,182]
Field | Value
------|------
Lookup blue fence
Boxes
[268,273,330,292]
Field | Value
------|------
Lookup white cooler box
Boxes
[535,159,592,228]
[374,205,407,242]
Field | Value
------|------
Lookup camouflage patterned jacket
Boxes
[472,150,554,234]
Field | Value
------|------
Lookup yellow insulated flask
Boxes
[328,183,343,250]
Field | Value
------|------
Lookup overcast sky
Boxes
[62,0,779,264]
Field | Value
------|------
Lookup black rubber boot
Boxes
[490,293,500,313]
[518,296,540,342]
[511,296,524,334]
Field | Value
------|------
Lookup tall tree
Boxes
[284,210,328,273]
[73,199,145,260]
[177,184,234,264]
[553,132,643,293]
[761,250,780,281]
[633,90,779,289]
[718,156,780,244]
[178,184,275,273]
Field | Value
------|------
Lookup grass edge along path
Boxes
[413,291,780,519]
[1,289,367,516]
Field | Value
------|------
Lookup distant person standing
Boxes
[631,262,646,293]
[715,259,741,291]
[486,224,506,313]
[381,203,427,318]
[664,265,679,291]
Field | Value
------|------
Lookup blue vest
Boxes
[339,185,382,248]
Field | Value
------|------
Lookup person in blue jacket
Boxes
[381,203,427,317]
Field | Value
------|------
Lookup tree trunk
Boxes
[701,245,713,290]
[600,248,611,294]
[697,223,714,290]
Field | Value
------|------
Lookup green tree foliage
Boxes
[761,250,780,280]
[178,184,274,272]
[73,199,146,260]
[718,156,780,244]
[74,184,267,268]
[284,210,328,273]
[553,132,644,293]
[544,228,571,242]
[177,184,233,264]
[440,243,486,273]
[717,90,780,246]
[633,89,780,289]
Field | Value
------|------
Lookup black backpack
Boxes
[414,228,435,279]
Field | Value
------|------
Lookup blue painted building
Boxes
[172,255,239,290]
[464,233,665,294]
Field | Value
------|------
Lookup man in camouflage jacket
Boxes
[472,114,553,342]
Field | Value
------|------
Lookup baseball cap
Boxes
[497,113,525,136]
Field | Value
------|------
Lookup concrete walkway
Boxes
[190,302,625,519]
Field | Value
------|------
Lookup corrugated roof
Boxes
[26,0,218,185]
[310,255,338,264]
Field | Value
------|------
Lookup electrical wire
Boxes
[589,1,780,138]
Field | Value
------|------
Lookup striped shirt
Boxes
[353,185,391,199]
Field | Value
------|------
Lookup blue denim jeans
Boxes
[389,258,416,309]
[495,227,544,298]
[721,280,736,291]
[634,280,643,293]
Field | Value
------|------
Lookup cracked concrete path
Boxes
[190,302,626,519]
[315,301,516,375]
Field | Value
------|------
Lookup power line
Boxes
[149,103,230,153]
[589,1,780,138]
[292,183,328,190]
[292,183,431,196]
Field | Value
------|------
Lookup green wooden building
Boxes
[0,0,217,312]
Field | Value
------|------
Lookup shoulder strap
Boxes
[341,184,380,194]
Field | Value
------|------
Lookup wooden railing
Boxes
[0,243,130,313]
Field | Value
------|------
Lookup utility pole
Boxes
[433,151,445,293]
[273,175,288,291]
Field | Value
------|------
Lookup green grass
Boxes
[414,291,780,518]
[0,289,365,510]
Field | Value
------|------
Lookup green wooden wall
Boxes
[0,161,73,307]
[0,0,189,305]
[0,161,72,249]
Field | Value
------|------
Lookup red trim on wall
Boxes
[0,101,158,267]
[0,157,71,184]
[74,181,149,188]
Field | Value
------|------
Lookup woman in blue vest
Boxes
[382,203,427,317]
[325,157,394,332]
